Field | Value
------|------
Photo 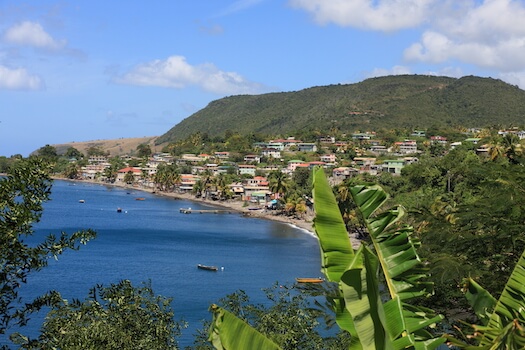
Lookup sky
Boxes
[2,0,525,157]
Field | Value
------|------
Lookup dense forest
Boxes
[157,75,525,145]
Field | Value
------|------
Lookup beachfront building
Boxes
[116,167,142,183]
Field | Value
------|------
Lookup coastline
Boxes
[58,178,317,235]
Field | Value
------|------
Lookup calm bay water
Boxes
[4,180,321,347]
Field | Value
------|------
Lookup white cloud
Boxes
[288,0,435,31]
[0,65,43,90]
[366,65,412,78]
[498,71,525,89]
[4,21,66,50]
[404,0,525,72]
[116,55,266,95]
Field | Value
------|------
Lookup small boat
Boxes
[79,199,85,203]
[135,197,145,201]
[117,208,122,213]
[197,264,219,271]
[180,208,192,214]
[296,277,324,283]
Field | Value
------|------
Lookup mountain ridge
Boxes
[156,74,525,144]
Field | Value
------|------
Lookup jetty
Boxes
[180,208,232,214]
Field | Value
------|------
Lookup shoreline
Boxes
[58,178,317,235]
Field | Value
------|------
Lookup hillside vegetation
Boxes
[157,75,525,144]
[51,136,164,157]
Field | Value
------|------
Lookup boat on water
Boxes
[79,199,85,203]
[197,264,219,271]
[135,197,145,201]
[117,208,122,213]
[296,277,324,283]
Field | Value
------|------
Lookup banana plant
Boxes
[312,167,444,349]
[207,168,444,349]
[446,250,525,349]
[208,304,281,350]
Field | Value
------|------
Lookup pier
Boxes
[180,208,232,214]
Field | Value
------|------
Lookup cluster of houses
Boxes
[77,129,525,201]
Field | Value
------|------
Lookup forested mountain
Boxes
[157,75,525,144]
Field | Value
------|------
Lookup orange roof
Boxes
[118,167,142,173]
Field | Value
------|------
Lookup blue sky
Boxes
[2,0,525,157]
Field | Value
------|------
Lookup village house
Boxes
[243,154,261,163]
[297,143,317,152]
[116,167,142,183]
[81,164,108,180]
[214,151,230,159]
[332,167,358,184]
[319,153,336,164]
[88,155,108,164]
[179,174,199,192]
[430,136,448,145]
[243,176,270,202]
[369,145,388,154]
[318,136,336,143]
[393,140,418,155]
[287,160,305,172]
[381,157,418,175]
[238,164,257,176]
[261,148,281,159]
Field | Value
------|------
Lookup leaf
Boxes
[474,249,525,347]
[348,183,445,349]
[462,278,497,326]
[208,304,281,350]
[312,167,354,283]
[341,245,394,350]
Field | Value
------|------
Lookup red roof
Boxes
[118,167,142,173]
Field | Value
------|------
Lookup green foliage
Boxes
[446,249,525,348]
[157,75,525,144]
[36,145,58,161]
[312,167,445,349]
[12,280,185,350]
[0,158,96,338]
[201,285,350,350]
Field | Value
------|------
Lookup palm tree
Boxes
[268,170,289,199]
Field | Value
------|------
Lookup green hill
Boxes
[157,75,525,144]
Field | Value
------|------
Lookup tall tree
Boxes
[0,158,96,340]
[13,280,186,350]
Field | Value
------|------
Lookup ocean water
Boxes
[3,180,321,348]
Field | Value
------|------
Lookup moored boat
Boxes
[197,264,219,271]
[295,277,324,283]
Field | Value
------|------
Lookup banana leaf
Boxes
[348,185,436,302]
[312,167,354,283]
[208,304,281,350]
[340,245,394,350]
[475,248,525,347]
[346,181,445,349]
[462,277,497,326]
[312,168,360,341]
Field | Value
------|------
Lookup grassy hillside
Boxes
[52,136,166,157]
[156,75,525,144]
